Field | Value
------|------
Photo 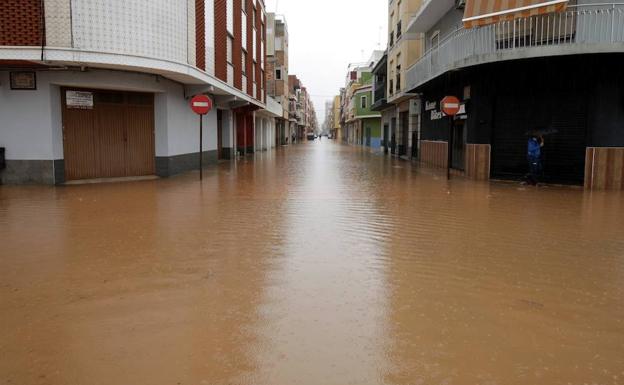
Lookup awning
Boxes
[463,0,569,29]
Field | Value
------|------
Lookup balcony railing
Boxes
[407,3,624,91]
[374,82,386,102]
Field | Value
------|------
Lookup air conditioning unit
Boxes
[456,0,466,9]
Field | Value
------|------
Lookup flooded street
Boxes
[2,142,624,385]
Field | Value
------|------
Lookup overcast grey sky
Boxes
[265,0,388,123]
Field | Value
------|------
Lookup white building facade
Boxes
[0,0,278,184]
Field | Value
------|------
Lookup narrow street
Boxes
[2,142,623,385]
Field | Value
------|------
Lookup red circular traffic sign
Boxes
[441,96,460,116]
[190,94,213,115]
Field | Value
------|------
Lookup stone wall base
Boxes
[156,150,218,178]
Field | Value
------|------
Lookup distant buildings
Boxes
[266,13,291,145]
[338,51,385,148]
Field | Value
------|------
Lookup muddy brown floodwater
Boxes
[1,142,624,385]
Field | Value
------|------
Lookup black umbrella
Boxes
[526,127,559,136]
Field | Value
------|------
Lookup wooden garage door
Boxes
[62,89,155,181]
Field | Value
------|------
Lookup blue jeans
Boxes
[528,156,542,184]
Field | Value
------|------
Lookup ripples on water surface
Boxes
[1,142,623,385]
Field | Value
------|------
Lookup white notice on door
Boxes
[66,91,94,109]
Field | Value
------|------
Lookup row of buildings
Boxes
[335,0,624,190]
[266,14,317,145]
[0,0,315,184]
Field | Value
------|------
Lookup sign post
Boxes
[190,95,213,180]
[440,96,461,180]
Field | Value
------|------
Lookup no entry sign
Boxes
[190,94,213,181]
[190,95,213,115]
[441,96,460,116]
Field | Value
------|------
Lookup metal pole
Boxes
[200,114,203,181]
[447,116,453,180]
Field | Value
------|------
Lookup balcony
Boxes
[371,81,389,111]
[406,3,624,92]
[374,81,386,102]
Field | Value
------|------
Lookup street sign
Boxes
[441,96,460,116]
[189,95,213,181]
[441,95,461,180]
[190,95,213,115]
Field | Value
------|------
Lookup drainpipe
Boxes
[40,0,46,61]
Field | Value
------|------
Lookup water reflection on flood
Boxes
[1,142,623,385]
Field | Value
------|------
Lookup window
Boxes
[361,95,367,109]
[431,30,440,50]
[253,7,257,28]
[227,36,233,64]
[276,68,282,80]
[242,50,247,75]
[241,0,246,13]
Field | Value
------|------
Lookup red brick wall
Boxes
[214,0,227,82]
[255,1,262,100]
[233,0,242,90]
[0,0,43,46]
[195,0,206,70]
[245,0,253,97]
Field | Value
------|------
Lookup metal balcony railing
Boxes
[407,3,624,91]
[374,82,386,102]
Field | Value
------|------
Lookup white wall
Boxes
[72,0,188,64]
[163,84,218,157]
[0,69,219,161]
[0,72,55,160]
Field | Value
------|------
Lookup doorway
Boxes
[217,109,224,159]
[451,120,466,170]
[62,88,155,181]
[383,124,389,154]
[399,112,408,156]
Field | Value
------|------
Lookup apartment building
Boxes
[405,0,624,189]
[332,95,342,140]
[386,0,424,158]
[340,51,384,147]
[0,0,282,184]
[266,13,291,145]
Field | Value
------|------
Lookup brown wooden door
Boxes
[95,103,127,178]
[62,88,155,181]
[125,95,155,176]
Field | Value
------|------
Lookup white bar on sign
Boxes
[444,103,459,108]
[194,102,210,107]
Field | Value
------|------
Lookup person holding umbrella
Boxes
[526,130,545,185]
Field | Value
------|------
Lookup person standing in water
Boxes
[526,133,544,185]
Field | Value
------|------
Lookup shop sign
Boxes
[425,101,437,111]
[10,72,36,90]
[430,110,444,120]
[66,91,94,109]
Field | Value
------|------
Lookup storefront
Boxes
[417,54,624,186]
